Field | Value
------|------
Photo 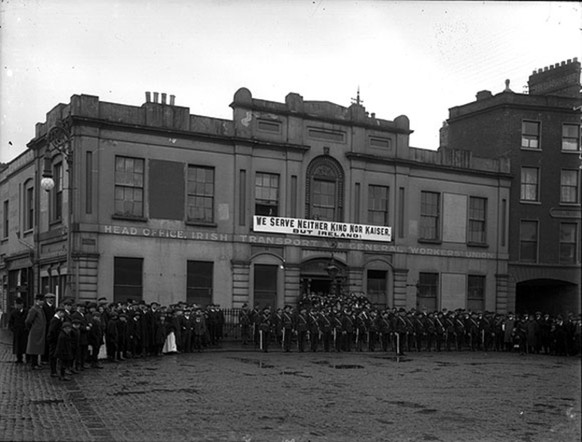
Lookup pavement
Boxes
[0,327,580,442]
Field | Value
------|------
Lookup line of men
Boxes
[239,303,582,356]
[8,294,226,380]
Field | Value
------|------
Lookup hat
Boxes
[35,294,44,301]
[72,319,82,325]
[62,321,72,328]
[15,298,24,305]
[44,293,56,299]
[55,307,65,313]
[62,298,73,306]
[98,297,108,304]
[150,302,160,307]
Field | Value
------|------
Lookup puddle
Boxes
[334,364,364,369]
[312,360,330,365]
[231,357,274,368]
[31,399,65,405]
[416,408,438,414]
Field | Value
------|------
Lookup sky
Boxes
[1,0,581,164]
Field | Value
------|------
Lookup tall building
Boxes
[441,58,582,315]
[1,89,510,314]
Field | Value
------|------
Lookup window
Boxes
[468,197,487,244]
[562,123,581,151]
[561,170,580,204]
[521,121,540,149]
[255,172,279,216]
[114,156,144,217]
[24,182,34,231]
[420,191,440,240]
[367,270,387,309]
[306,156,344,221]
[368,185,389,226]
[417,272,438,312]
[520,167,539,202]
[113,257,143,303]
[519,220,538,263]
[187,261,213,306]
[187,166,214,223]
[2,200,8,239]
[560,223,578,264]
[254,264,278,310]
[51,162,63,222]
[467,275,485,313]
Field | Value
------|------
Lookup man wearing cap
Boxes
[8,297,28,364]
[71,303,90,370]
[42,293,57,364]
[87,311,104,368]
[25,294,47,370]
[55,321,74,381]
[258,306,273,352]
[281,305,294,352]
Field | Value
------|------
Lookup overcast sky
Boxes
[1,0,581,163]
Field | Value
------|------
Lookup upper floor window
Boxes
[468,197,487,244]
[2,200,8,239]
[24,180,34,231]
[368,185,389,226]
[467,275,485,313]
[561,169,580,204]
[520,167,539,202]
[51,162,63,222]
[420,191,440,240]
[519,220,538,263]
[306,156,344,222]
[559,223,578,264]
[114,156,144,218]
[255,172,279,216]
[521,121,540,149]
[562,123,581,151]
[187,165,214,223]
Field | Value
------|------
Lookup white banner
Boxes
[253,216,391,242]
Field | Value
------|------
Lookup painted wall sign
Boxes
[99,224,495,259]
[253,216,392,242]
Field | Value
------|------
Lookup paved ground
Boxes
[0,329,580,442]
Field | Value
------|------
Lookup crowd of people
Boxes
[6,291,581,382]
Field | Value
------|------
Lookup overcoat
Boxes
[25,305,46,355]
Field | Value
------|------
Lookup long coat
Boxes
[25,305,46,355]
[8,307,28,355]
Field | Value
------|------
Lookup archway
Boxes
[300,258,347,298]
[516,278,579,316]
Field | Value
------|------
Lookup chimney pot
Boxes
[161,93,167,104]
[145,92,151,103]
[153,92,159,103]
[170,95,175,106]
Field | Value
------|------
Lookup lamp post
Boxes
[326,241,342,298]
[40,118,74,302]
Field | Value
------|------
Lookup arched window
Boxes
[305,156,344,221]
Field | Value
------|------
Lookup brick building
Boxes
[1,89,511,314]
[441,58,582,315]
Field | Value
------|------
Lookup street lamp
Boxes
[41,119,72,191]
[326,241,342,297]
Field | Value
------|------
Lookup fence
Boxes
[221,308,242,340]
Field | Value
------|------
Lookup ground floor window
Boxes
[254,264,277,310]
[417,272,438,312]
[367,269,387,309]
[114,257,143,303]
[187,261,213,306]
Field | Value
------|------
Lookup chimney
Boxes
[161,93,167,105]
[170,95,175,106]
[528,58,581,98]
[476,90,492,101]
[153,92,159,103]
[145,91,151,103]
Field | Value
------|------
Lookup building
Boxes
[441,58,582,315]
[1,89,511,315]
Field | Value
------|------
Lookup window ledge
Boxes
[22,229,34,236]
[49,219,63,228]
[417,239,442,245]
[520,147,541,152]
[560,149,581,154]
[519,200,542,205]
[467,242,489,248]
[185,221,217,228]
[111,214,148,223]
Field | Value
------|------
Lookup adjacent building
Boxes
[441,58,582,315]
[1,89,511,315]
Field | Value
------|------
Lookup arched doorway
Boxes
[300,258,347,298]
[516,279,579,316]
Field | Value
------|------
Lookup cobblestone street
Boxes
[0,335,580,442]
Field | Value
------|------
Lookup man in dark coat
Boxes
[8,298,28,363]
[47,307,66,377]
[25,294,46,370]
[87,311,104,368]
[41,293,56,363]
[71,303,90,370]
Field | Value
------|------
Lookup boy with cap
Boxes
[55,321,74,381]
[8,297,28,364]
[47,307,66,377]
